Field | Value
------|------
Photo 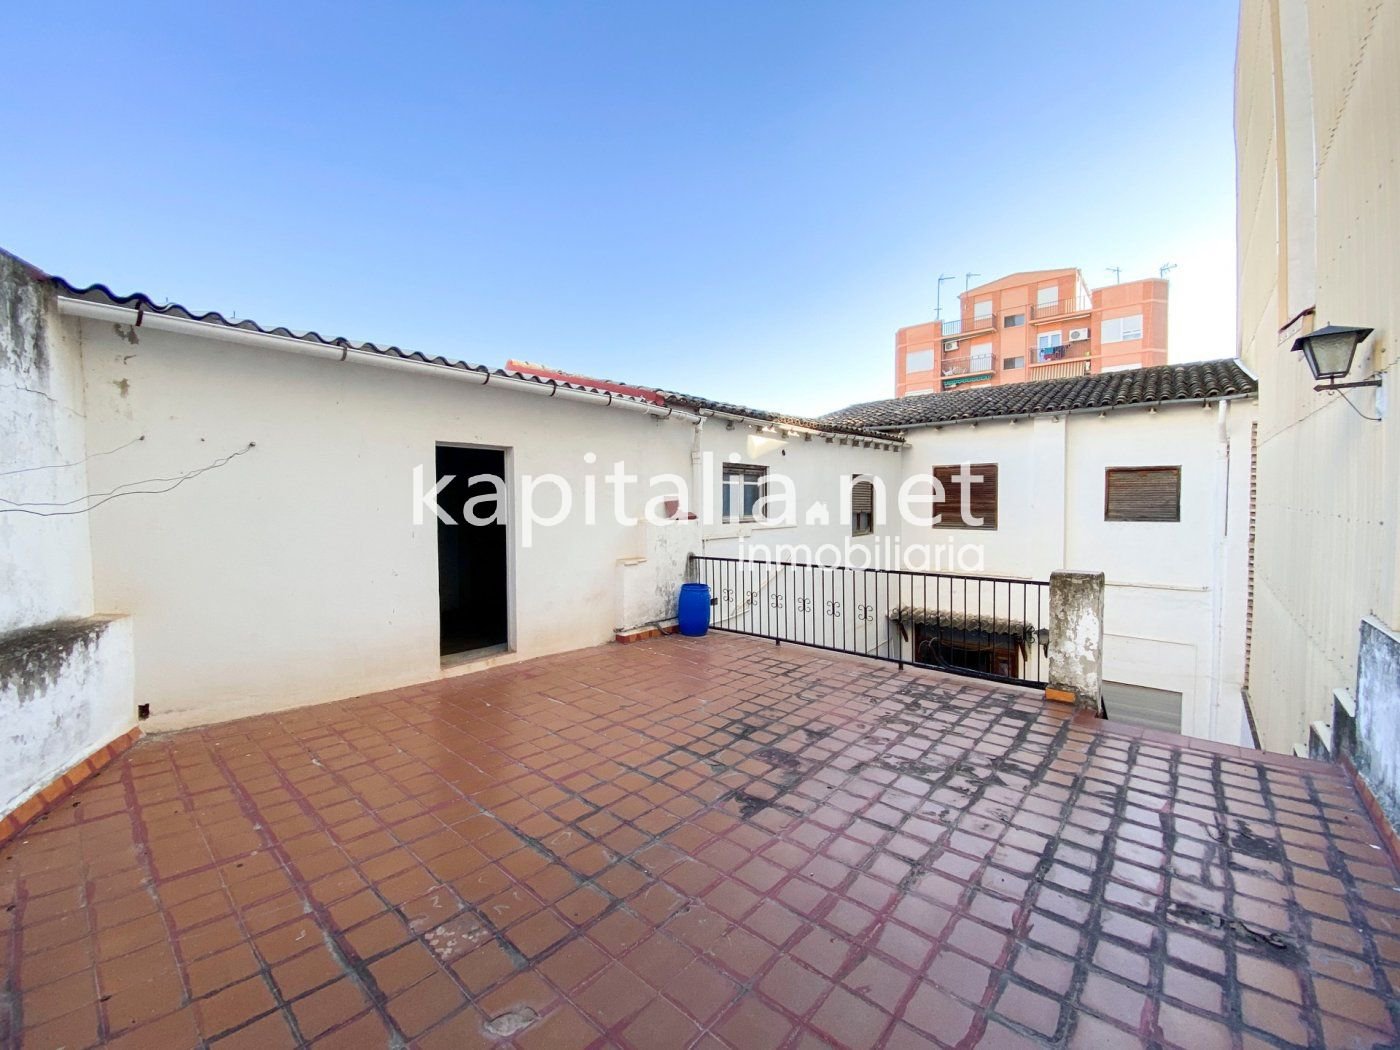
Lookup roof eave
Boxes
[687,406,908,448]
[859,390,1259,432]
[54,292,703,423]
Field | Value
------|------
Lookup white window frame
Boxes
[1036,285,1059,308]
[1036,331,1063,350]
[1102,314,1144,344]
[973,299,993,320]
[905,349,935,373]
[969,342,994,372]
[722,464,767,523]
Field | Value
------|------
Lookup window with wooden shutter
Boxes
[1104,466,1181,522]
[851,478,874,536]
[931,463,998,530]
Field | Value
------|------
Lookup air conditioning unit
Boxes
[1069,327,1090,342]
[944,340,960,351]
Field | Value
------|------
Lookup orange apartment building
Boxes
[895,268,1168,396]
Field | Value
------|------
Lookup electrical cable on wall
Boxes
[0,435,146,478]
[4,443,256,507]
[1337,390,1382,423]
[1258,361,1391,446]
[0,443,256,516]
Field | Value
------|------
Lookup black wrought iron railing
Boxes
[939,315,996,338]
[687,556,1051,688]
[941,354,995,377]
[1030,296,1093,321]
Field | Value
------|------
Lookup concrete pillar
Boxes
[1047,571,1105,714]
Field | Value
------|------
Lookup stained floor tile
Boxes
[1,634,1398,1048]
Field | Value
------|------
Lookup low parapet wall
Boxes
[1,615,137,828]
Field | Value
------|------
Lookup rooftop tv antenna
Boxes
[935,274,957,320]
[964,272,981,292]
[1159,262,1178,279]
[1106,266,1122,284]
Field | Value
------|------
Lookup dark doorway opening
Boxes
[436,445,508,659]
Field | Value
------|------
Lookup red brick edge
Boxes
[1341,755,1400,874]
[614,624,680,645]
[0,726,142,848]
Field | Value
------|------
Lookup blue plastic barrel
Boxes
[677,583,711,636]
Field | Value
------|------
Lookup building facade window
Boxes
[1002,356,1025,370]
[1104,466,1181,522]
[974,299,993,320]
[1003,313,1025,328]
[1102,314,1144,343]
[850,478,874,536]
[1036,331,1064,360]
[722,464,767,522]
[1036,285,1059,308]
[931,463,998,530]
[905,349,935,373]
[969,342,994,372]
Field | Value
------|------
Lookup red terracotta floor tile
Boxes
[289,977,373,1040]
[2,635,1398,1047]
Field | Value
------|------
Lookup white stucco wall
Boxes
[1,254,137,820]
[1,254,95,631]
[1067,404,1254,743]
[687,423,908,658]
[695,423,906,561]
[76,317,695,728]
[74,317,914,728]
[897,400,1256,741]
[617,519,703,631]
[1,617,135,815]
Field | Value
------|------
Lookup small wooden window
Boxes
[931,463,998,530]
[851,478,874,536]
[1105,466,1181,522]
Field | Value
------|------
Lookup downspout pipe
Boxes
[689,415,706,523]
[56,296,702,424]
[1207,398,1231,741]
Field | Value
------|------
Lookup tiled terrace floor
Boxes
[2,636,1399,1050]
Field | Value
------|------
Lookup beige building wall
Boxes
[1236,0,1400,752]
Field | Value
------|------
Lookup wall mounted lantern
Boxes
[1290,324,1378,390]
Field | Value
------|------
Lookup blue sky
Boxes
[4,1,1238,416]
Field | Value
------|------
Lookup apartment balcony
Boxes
[1027,356,1093,382]
[940,354,995,387]
[1030,296,1094,321]
[938,315,996,339]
